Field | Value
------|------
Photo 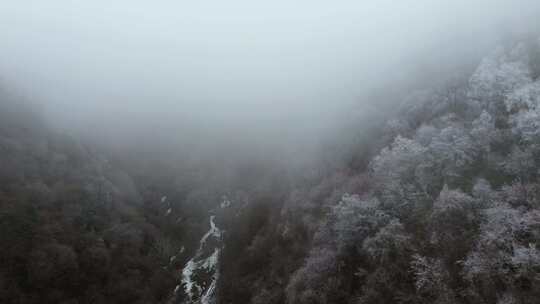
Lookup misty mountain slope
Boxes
[3,1,540,304]
[0,95,182,304]
[176,214,222,304]
[2,28,540,304]
[214,38,540,304]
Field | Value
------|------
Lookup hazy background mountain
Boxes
[2,1,540,304]
[2,0,540,163]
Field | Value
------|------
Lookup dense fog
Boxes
[2,0,539,160]
[4,2,540,304]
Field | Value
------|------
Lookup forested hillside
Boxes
[216,38,540,304]
[1,37,540,304]
[0,91,179,303]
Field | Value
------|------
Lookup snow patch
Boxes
[220,198,231,208]
[181,259,199,299]
[179,215,222,303]
[202,248,220,270]
[198,216,221,248]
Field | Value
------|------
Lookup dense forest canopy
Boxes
[2,1,540,304]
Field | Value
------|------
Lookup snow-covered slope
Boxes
[175,215,223,304]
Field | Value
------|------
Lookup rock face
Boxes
[176,215,222,304]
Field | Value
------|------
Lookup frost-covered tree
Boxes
[362,219,412,264]
[355,218,416,304]
[371,136,426,185]
[422,124,479,188]
[501,146,537,180]
[468,44,531,109]
[371,136,429,210]
[414,124,439,146]
[500,182,540,209]
[471,110,497,154]
[428,185,480,265]
[331,194,388,244]
[512,107,540,147]
[463,203,540,302]
[505,80,540,112]
[411,254,455,303]
[285,246,341,304]
[472,178,495,203]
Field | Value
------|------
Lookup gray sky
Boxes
[1,0,539,159]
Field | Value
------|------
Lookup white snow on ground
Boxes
[179,215,222,303]
[220,198,231,208]
[201,248,219,270]
[181,259,199,299]
[200,270,218,304]
[198,216,221,248]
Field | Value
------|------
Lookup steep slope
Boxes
[216,38,540,304]
[0,92,177,304]
[2,36,540,304]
